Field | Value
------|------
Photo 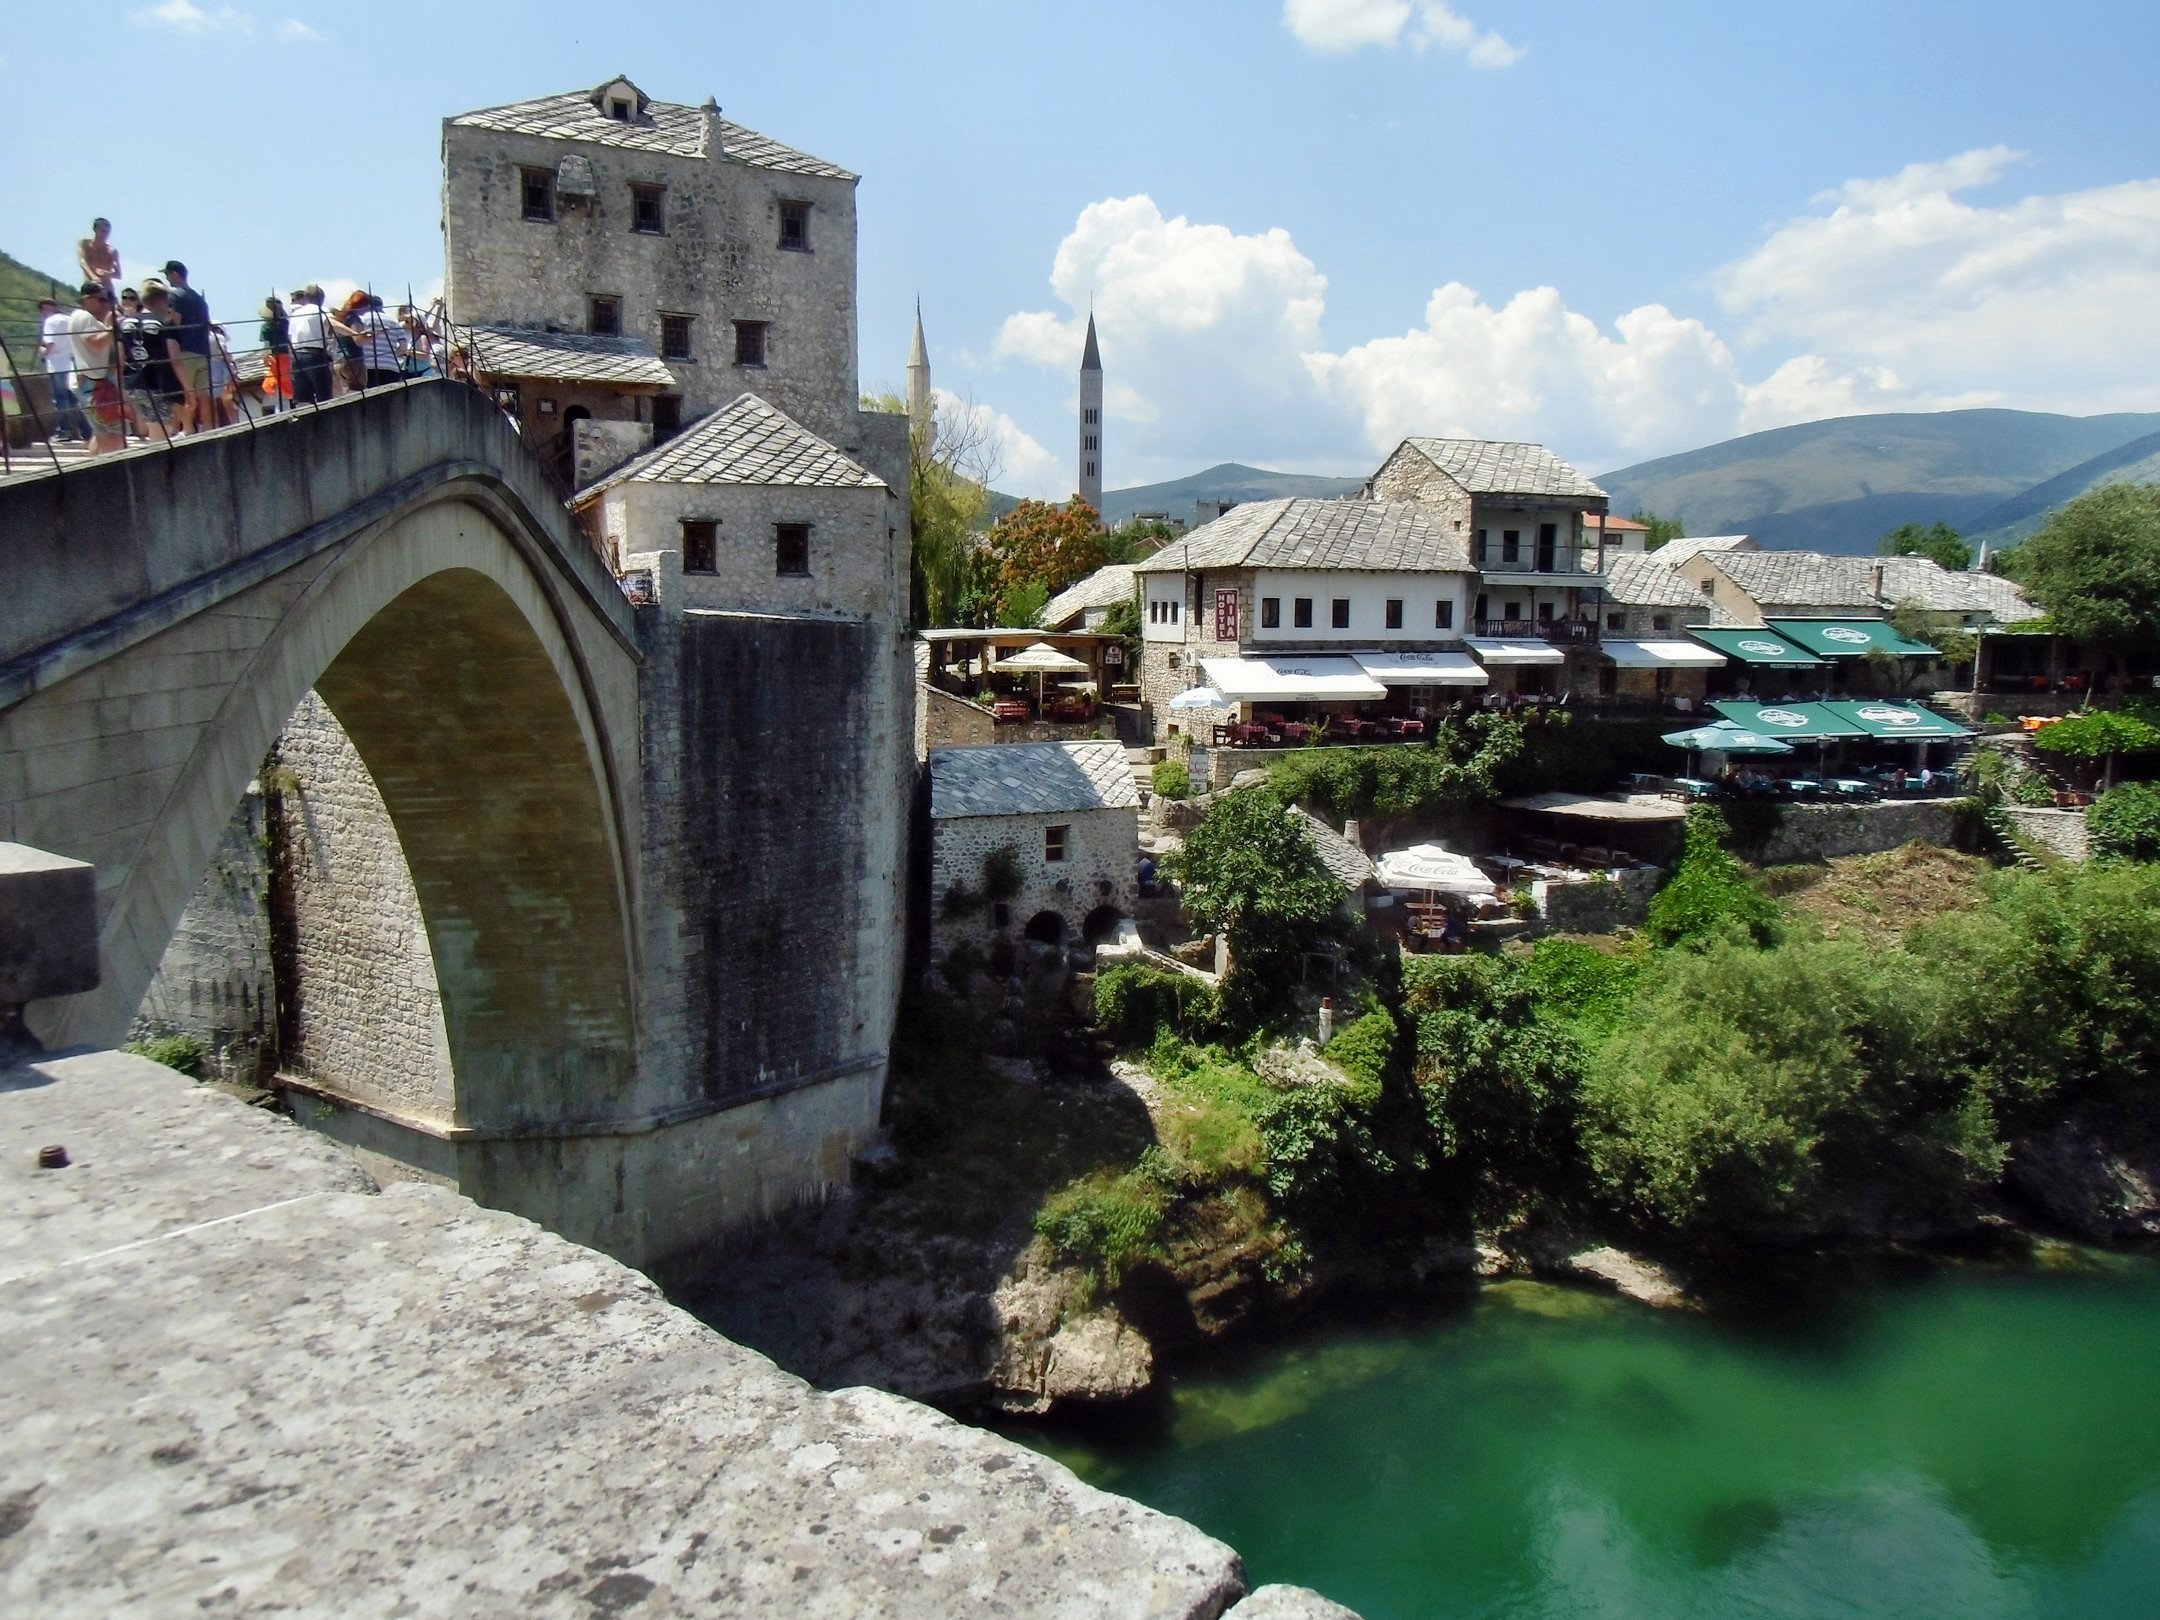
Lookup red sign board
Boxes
[1215,588,1239,643]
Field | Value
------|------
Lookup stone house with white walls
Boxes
[928,742,1140,972]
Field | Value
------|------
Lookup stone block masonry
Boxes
[0,1046,1362,1616]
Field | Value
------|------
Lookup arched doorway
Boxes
[1082,905,1124,946]
[1023,910,1066,946]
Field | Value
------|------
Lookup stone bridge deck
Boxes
[0,1049,1357,1619]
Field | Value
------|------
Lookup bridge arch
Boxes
[0,384,643,1131]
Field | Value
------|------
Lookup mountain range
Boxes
[1596,409,2160,556]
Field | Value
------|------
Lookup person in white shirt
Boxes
[287,286,332,406]
[36,297,88,443]
[65,284,125,456]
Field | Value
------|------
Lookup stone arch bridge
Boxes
[0,381,646,1209]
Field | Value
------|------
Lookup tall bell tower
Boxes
[1077,314,1103,518]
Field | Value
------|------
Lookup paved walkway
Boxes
[0,1049,1356,1617]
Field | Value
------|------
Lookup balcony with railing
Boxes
[1473,616,1600,645]
[1474,541,1602,577]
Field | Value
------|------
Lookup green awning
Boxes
[1709,700,1870,740]
[1821,701,1973,739]
[1688,627,1826,667]
[1767,619,1939,658]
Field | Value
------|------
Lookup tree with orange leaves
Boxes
[982,497,1109,624]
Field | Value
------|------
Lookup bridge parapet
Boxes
[0,378,632,708]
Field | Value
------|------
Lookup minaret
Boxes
[906,300,934,460]
[1078,313,1104,516]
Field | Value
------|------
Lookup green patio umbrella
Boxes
[1664,719,1795,779]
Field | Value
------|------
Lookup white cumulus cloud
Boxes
[995,195,1344,472]
[1283,0,1523,66]
[1715,147,2160,420]
[935,388,1065,501]
[134,0,252,32]
[275,18,326,42]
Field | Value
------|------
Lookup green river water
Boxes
[1015,1254,2160,1619]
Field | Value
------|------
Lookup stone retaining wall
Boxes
[1750,799,1970,865]
[2003,805,2091,864]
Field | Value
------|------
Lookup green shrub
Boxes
[1093,962,1219,1046]
[981,845,1023,903]
[1034,1167,1170,1286]
[1268,714,1523,818]
[939,941,984,991]
[1645,806,1782,949]
[1324,1007,1398,1099]
[942,883,982,918]
[125,1033,207,1078]
[2090,782,2160,861]
[1151,759,1191,800]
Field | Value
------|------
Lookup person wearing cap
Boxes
[35,296,87,443]
[161,259,213,434]
[287,285,333,406]
[66,283,125,456]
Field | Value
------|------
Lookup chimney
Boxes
[1869,559,1885,603]
[701,97,722,159]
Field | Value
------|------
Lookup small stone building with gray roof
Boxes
[574,392,903,620]
[929,741,1141,967]
[1039,563,1138,632]
[1128,498,1483,738]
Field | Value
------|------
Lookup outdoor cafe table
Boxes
[1672,776,1718,798]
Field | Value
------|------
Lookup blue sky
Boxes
[6,0,2157,495]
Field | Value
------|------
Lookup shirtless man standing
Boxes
[78,219,121,303]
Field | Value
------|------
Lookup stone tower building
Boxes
[443,75,868,452]
[1078,313,1103,516]
[906,301,933,460]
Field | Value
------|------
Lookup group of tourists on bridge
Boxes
[22,216,447,460]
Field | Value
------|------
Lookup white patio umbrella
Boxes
[1169,685,1229,710]
[1374,843,1497,897]
[992,641,1091,708]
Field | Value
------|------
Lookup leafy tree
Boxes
[2001,483,2160,661]
[1101,516,1180,563]
[1166,787,1344,1026]
[864,387,1000,628]
[1631,510,1686,552]
[1267,713,1524,818]
[1878,521,1973,572]
[981,498,1109,625]
[1868,599,1977,693]
[1644,807,1781,949]
[2030,702,2160,789]
[2090,782,2160,862]
[1097,595,1142,673]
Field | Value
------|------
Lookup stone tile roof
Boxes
[578,394,885,498]
[466,325,677,387]
[1705,550,1880,612]
[1878,557,2043,623]
[1039,564,1137,628]
[1133,499,1473,575]
[1398,438,1607,501]
[1654,534,1755,565]
[930,741,1140,820]
[1601,552,1705,608]
[1294,808,1375,892]
[450,91,856,179]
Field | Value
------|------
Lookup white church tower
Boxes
[1078,313,1103,516]
[906,301,934,460]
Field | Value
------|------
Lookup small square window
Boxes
[660,315,694,361]
[1652,613,1671,632]
[992,902,1012,929]
[1606,610,1626,631]
[779,201,811,252]
[681,520,717,574]
[775,521,810,576]
[652,395,683,441]
[1293,597,1313,629]
[609,98,632,121]
[1384,598,1404,630]
[1331,598,1350,630]
[1537,601,1556,622]
[1502,530,1521,562]
[1504,602,1521,622]
[1261,597,1281,629]
[519,166,555,223]
[1435,600,1454,630]
[631,183,666,235]
[1045,824,1070,863]
[734,320,768,367]
[588,296,621,337]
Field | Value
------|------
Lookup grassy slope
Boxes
[0,248,76,381]
[1966,430,2160,549]
[1757,843,1992,949]
[1599,409,2160,555]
